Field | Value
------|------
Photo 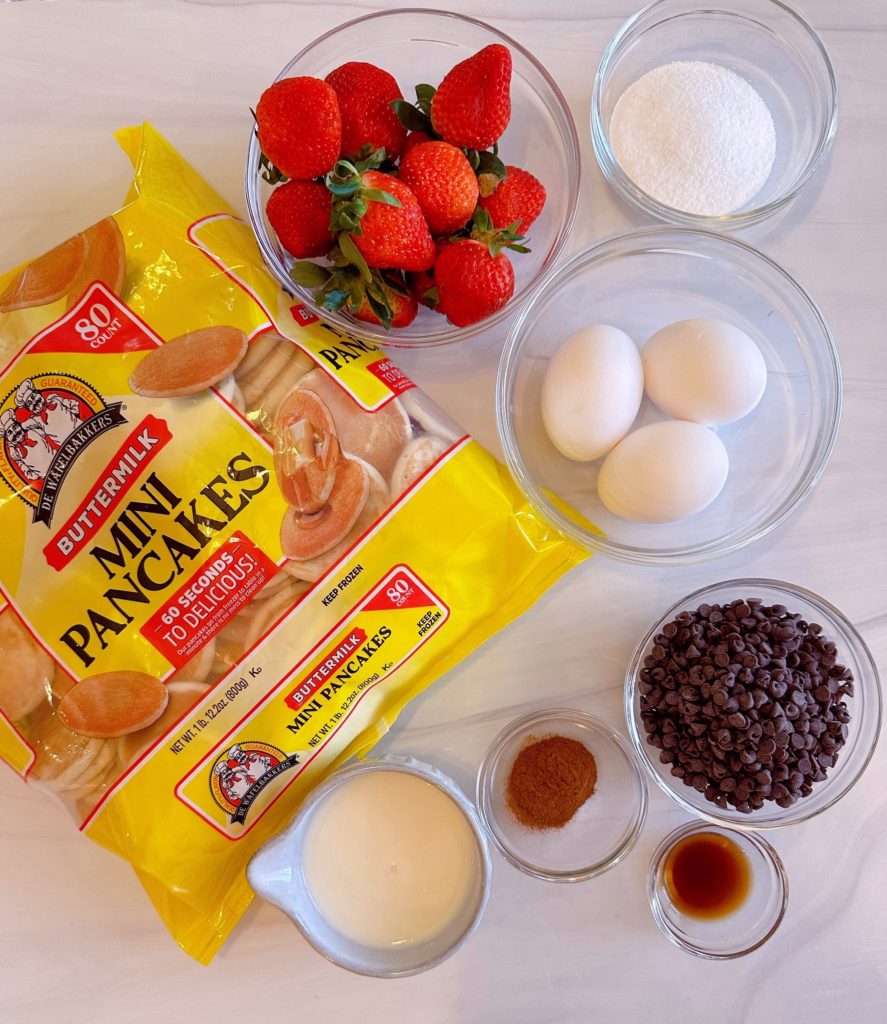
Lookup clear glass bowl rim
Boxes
[476,707,648,881]
[243,6,581,348]
[624,578,883,830]
[647,820,789,958]
[250,755,493,978]
[495,226,843,566]
[590,0,839,229]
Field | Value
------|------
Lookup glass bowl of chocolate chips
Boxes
[625,579,881,828]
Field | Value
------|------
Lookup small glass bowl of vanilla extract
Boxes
[648,822,788,958]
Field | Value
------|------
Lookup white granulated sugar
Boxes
[609,60,776,216]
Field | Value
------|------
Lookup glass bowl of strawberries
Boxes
[244,8,580,347]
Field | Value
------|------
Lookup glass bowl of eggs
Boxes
[244,8,580,348]
[496,227,841,565]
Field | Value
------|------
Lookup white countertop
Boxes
[1,2,885,1021]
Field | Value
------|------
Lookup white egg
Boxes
[598,420,729,523]
[541,324,643,461]
[643,318,767,426]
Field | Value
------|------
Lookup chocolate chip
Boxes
[638,595,853,814]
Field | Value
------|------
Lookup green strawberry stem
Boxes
[258,151,289,185]
[391,81,439,136]
[390,100,432,134]
[469,207,531,257]
[468,147,507,184]
[291,256,396,331]
[337,232,372,284]
[414,83,436,115]
[290,261,331,289]
[363,279,394,327]
[326,153,401,239]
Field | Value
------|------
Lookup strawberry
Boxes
[355,171,434,270]
[435,240,514,326]
[328,164,434,272]
[398,141,479,236]
[325,62,407,161]
[354,276,418,328]
[266,180,333,258]
[478,165,546,233]
[256,77,341,180]
[434,209,527,327]
[431,44,512,150]
[402,130,434,157]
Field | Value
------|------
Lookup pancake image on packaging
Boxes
[65,217,127,309]
[0,234,87,313]
[296,367,411,479]
[129,325,248,397]
[58,671,169,739]
[273,388,341,513]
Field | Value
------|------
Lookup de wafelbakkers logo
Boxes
[209,740,301,825]
[0,372,125,526]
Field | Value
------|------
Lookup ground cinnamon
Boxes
[506,734,597,830]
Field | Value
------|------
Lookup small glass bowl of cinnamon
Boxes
[476,709,647,881]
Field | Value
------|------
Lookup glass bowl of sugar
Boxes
[591,0,838,229]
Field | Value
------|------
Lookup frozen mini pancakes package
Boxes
[0,124,586,963]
